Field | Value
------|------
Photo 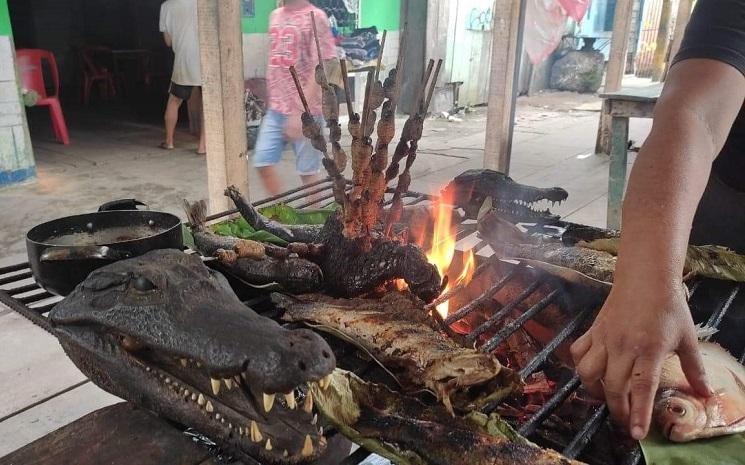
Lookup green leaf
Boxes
[210,218,288,246]
[259,203,337,225]
[641,429,745,465]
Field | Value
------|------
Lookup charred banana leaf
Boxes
[310,369,585,465]
[274,292,520,414]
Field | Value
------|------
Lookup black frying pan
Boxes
[26,200,183,296]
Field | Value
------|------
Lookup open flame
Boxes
[426,192,476,319]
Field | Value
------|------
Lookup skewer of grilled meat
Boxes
[289,65,346,205]
[384,59,442,237]
[310,11,346,173]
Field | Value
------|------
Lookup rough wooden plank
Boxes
[651,0,673,81]
[595,0,635,155]
[0,403,212,465]
[0,382,120,457]
[607,100,657,118]
[198,0,250,213]
[664,0,693,77]
[0,311,87,419]
[599,83,663,102]
[607,115,630,230]
[484,0,523,173]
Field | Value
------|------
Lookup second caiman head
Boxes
[49,249,335,463]
[442,169,568,224]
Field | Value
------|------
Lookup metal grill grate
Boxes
[3,179,745,465]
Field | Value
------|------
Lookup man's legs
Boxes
[190,87,207,154]
[253,110,287,196]
[294,119,324,202]
[163,94,183,149]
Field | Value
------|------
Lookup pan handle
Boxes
[40,246,131,262]
[98,199,148,212]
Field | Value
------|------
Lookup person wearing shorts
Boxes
[254,0,338,195]
[159,0,205,154]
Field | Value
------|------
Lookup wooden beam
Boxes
[595,0,635,154]
[663,0,693,78]
[483,0,524,173]
[197,0,249,213]
[651,0,673,81]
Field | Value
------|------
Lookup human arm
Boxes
[163,32,173,48]
[570,58,745,440]
[159,3,172,48]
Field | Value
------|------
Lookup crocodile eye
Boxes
[134,276,156,291]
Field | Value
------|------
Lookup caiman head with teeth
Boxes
[442,169,569,224]
[49,249,335,463]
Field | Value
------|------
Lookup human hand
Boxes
[570,277,712,440]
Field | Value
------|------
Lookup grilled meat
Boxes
[274,291,520,414]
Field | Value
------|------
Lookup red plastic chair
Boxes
[16,49,70,145]
[79,46,117,105]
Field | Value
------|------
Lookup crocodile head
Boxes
[49,249,335,463]
[442,169,568,224]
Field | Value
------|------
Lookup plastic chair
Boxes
[16,49,70,145]
[79,46,116,105]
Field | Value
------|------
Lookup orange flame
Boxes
[426,192,477,319]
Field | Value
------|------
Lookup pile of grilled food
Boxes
[48,20,745,465]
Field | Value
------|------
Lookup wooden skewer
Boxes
[340,59,354,118]
[310,11,326,79]
[374,30,387,83]
[289,66,311,114]
[413,59,434,115]
[360,70,374,138]
[422,59,443,116]
[390,27,407,111]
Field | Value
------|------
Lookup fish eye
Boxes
[667,403,687,417]
[133,276,157,291]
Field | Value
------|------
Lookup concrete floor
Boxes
[0,89,653,457]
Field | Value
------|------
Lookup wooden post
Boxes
[662,0,693,78]
[197,0,249,213]
[650,0,673,81]
[483,0,524,173]
[595,0,635,155]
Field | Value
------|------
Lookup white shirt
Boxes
[159,0,202,86]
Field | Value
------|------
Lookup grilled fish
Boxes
[274,292,520,414]
[310,369,586,465]
[654,342,745,442]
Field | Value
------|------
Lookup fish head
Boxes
[655,388,745,442]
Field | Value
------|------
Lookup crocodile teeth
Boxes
[319,435,327,447]
[265,439,273,451]
[180,358,187,367]
[283,450,289,458]
[211,378,221,395]
[285,392,296,410]
[196,361,202,368]
[215,413,221,420]
[303,391,314,413]
[318,426,323,435]
[197,393,206,406]
[183,389,190,397]
[165,377,171,384]
[263,393,275,412]
[311,413,318,425]
[301,435,313,457]
[250,420,263,443]
[319,374,332,390]
[206,401,214,413]
[239,427,244,436]
[191,393,198,401]
[224,378,234,390]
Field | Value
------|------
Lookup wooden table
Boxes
[599,83,662,229]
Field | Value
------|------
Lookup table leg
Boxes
[606,115,629,230]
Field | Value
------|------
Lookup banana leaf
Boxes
[580,239,745,282]
[641,429,745,465]
[259,203,338,225]
[210,217,288,246]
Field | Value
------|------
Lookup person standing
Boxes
[253,0,338,195]
[159,0,205,154]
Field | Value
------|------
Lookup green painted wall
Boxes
[0,0,12,36]
[241,0,274,34]
[360,0,400,30]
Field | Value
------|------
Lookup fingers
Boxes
[628,356,663,440]
[575,336,608,400]
[570,331,593,366]
[678,335,713,397]
[603,355,633,427]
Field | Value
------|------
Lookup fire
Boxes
[426,194,477,319]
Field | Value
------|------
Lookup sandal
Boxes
[159,142,175,150]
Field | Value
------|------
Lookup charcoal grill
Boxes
[3,177,745,465]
